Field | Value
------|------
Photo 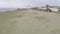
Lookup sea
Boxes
[0,8,16,12]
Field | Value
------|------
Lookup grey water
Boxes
[0,8,16,12]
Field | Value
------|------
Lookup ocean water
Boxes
[0,8,16,12]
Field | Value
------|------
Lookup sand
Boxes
[0,9,60,34]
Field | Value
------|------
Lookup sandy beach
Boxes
[0,9,60,34]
